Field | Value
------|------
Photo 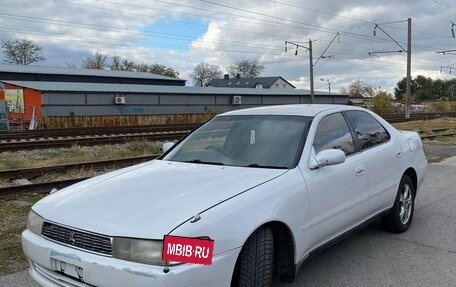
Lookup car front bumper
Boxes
[22,229,240,287]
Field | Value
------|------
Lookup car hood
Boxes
[33,160,286,239]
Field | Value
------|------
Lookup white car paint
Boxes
[22,104,427,287]
[31,160,286,241]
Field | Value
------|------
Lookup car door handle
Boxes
[355,167,366,177]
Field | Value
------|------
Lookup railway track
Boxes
[0,131,188,152]
[2,114,456,152]
[381,112,456,123]
[0,155,160,199]
[0,123,199,152]
[0,123,200,141]
[1,119,456,199]
[0,154,159,179]
[0,178,89,199]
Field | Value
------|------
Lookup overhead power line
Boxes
[451,21,456,38]
[369,18,412,118]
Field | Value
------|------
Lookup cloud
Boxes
[0,0,455,93]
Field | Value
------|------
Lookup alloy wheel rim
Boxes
[399,184,413,224]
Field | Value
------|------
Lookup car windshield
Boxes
[163,115,311,168]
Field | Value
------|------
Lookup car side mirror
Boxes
[162,142,175,153]
[310,149,346,169]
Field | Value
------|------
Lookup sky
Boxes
[0,0,455,94]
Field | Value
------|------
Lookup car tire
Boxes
[381,175,415,233]
[237,226,274,287]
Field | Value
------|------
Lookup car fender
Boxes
[169,168,310,265]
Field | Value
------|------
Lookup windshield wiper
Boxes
[184,159,225,166]
[246,163,287,169]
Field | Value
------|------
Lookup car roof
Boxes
[220,104,363,117]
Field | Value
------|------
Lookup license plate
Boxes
[162,235,214,265]
[53,259,83,279]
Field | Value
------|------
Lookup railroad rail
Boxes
[0,155,159,179]
[1,117,456,199]
[0,155,163,199]
[0,123,200,141]
[0,178,89,200]
[0,130,190,152]
[2,114,456,152]
[418,128,455,139]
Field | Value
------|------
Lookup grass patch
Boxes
[18,193,45,205]
[0,226,28,276]
[393,118,456,145]
[427,155,447,163]
[0,140,163,170]
[393,117,456,132]
[0,200,31,276]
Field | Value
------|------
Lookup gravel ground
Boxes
[423,143,456,162]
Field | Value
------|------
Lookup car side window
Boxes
[313,113,355,155]
[345,111,390,150]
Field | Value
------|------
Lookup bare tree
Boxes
[227,60,264,78]
[73,53,180,78]
[148,63,179,78]
[190,62,222,86]
[340,80,374,98]
[1,38,45,65]
[80,52,109,69]
[110,55,122,71]
[121,59,135,71]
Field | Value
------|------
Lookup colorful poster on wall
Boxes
[5,89,24,113]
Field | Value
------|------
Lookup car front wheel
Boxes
[235,226,274,287]
[382,175,415,233]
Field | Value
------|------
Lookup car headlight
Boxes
[27,210,44,235]
[112,237,178,266]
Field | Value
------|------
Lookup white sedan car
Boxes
[22,104,427,287]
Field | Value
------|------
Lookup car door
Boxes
[344,110,402,217]
[303,112,369,251]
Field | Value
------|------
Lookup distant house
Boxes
[206,74,295,89]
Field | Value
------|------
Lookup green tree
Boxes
[395,75,434,100]
[1,38,45,65]
[371,90,393,114]
[227,60,264,78]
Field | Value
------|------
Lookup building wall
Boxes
[3,84,42,123]
[41,92,345,117]
[1,86,346,128]
[40,92,346,128]
[270,79,295,89]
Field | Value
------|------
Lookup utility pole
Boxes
[308,39,314,104]
[285,33,339,104]
[369,18,411,118]
[320,78,331,93]
[285,40,315,103]
[405,18,412,118]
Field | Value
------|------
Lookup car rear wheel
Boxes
[381,175,415,233]
[236,226,274,287]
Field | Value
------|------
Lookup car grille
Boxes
[42,222,112,256]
